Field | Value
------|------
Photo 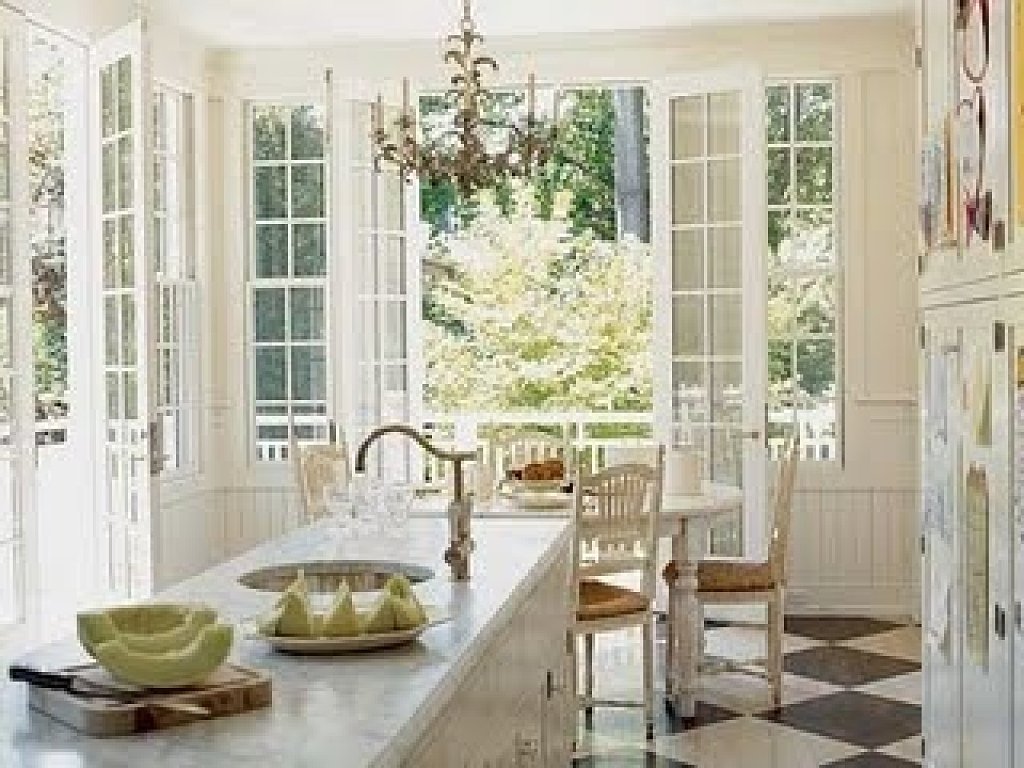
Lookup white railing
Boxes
[418,411,654,487]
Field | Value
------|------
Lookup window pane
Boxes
[102,142,116,214]
[116,56,131,132]
[254,166,287,219]
[290,345,326,401]
[708,157,740,223]
[254,223,288,277]
[795,275,837,335]
[291,105,324,160]
[293,222,326,277]
[711,361,743,423]
[101,65,115,138]
[254,347,287,401]
[122,370,137,419]
[0,124,8,200]
[793,207,835,264]
[795,146,832,204]
[252,288,286,342]
[252,106,286,161]
[291,164,324,218]
[378,236,405,295]
[672,296,703,356]
[795,83,833,142]
[710,294,742,357]
[105,372,119,419]
[673,360,707,422]
[766,85,790,143]
[0,298,9,367]
[767,209,790,268]
[766,148,790,205]
[118,215,134,288]
[672,230,704,292]
[708,91,741,155]
[709,226,741,290]
[120,298,136,366]
[796,337,835,397]
[380,300,406,360]
[672,95,704,160]
[117,135,132,209]
[290,286,324,341]
[104,297,118,365]
[377,170,404,231]
[672,164,704,226]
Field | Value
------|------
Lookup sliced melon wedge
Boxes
[322,583,361,637]
[91,623,234,688]
[385,574,428,629]
[361,594,399,634]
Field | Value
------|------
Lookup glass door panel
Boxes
[92,20,156,599]
[654,72,766,558]
[0,11,27,628]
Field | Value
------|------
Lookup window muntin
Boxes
[248,104,329,462]
[765,80,840,462]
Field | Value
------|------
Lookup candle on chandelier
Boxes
[373,93,383,136]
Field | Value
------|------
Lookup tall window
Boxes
[248,104,329,461]
[765,81,840,462]
[154,87,199,474]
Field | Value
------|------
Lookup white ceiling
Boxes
[154,0,913,49]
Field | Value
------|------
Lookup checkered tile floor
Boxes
[572,616,921,767]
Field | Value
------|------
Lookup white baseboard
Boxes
[786,582,919,619]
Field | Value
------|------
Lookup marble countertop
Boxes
[0,517,572,768]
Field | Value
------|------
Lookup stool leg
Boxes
[643,618,654,740]
[767,594,783,709]
[584,632,595,729]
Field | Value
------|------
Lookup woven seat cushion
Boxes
[577,579,650,621]
[697,558,775,592]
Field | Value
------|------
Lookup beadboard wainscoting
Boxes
[785,487,919,618]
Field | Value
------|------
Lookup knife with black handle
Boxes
[8,665,210,715]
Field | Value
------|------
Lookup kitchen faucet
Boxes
[354,424,477,581]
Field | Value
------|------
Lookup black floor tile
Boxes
[784,616,902,643]
[573,753,695,767]
[784,645,919,687]
[822,753,919,767]
[661,699,741,733]
[759,690,920,749]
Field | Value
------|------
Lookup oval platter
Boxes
[251,605,449,655]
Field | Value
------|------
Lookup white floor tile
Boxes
[652,716,861,768]
[879,734,923,764]
[698,672,839,715]
[857,670,921,705]
[842,626,921,662]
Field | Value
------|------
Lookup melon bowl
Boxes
[77,603,233,689]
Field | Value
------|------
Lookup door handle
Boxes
[740,429,761,440]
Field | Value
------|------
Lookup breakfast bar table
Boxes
[659,484,744,718]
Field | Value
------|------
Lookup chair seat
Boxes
[697,558,775,592]
[577,579,650,621]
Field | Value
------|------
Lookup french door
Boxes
[652,70,768,558]
[0,8,32,631]
[92,20,159,600]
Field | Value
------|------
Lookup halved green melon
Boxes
[91,623,234,688]
[78,604,218,659]
[361,594,399,634]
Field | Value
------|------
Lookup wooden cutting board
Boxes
[28,663,272,737]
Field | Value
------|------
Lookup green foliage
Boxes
[424,185,651,413]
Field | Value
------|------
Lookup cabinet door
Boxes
[959,319,1012,768]
[921,322,962,767]
[1009,322,1024,768]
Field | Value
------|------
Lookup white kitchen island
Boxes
[0,517,574,768]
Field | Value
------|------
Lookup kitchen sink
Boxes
[238,560,434,593]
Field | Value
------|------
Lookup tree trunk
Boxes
[612,87,650,243]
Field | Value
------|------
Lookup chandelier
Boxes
[371,0,557,198]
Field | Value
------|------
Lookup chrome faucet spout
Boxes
[354,424,477,580]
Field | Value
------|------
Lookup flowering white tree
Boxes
[425,184,652,413]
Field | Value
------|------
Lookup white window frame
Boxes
[153,83,201,480]
[765,77,844,464]
[244,100,333,464]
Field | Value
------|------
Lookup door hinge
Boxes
[919,534,925,555]
[914,45,923,69]
[995,321,1006,352]
[919,324,926,350]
